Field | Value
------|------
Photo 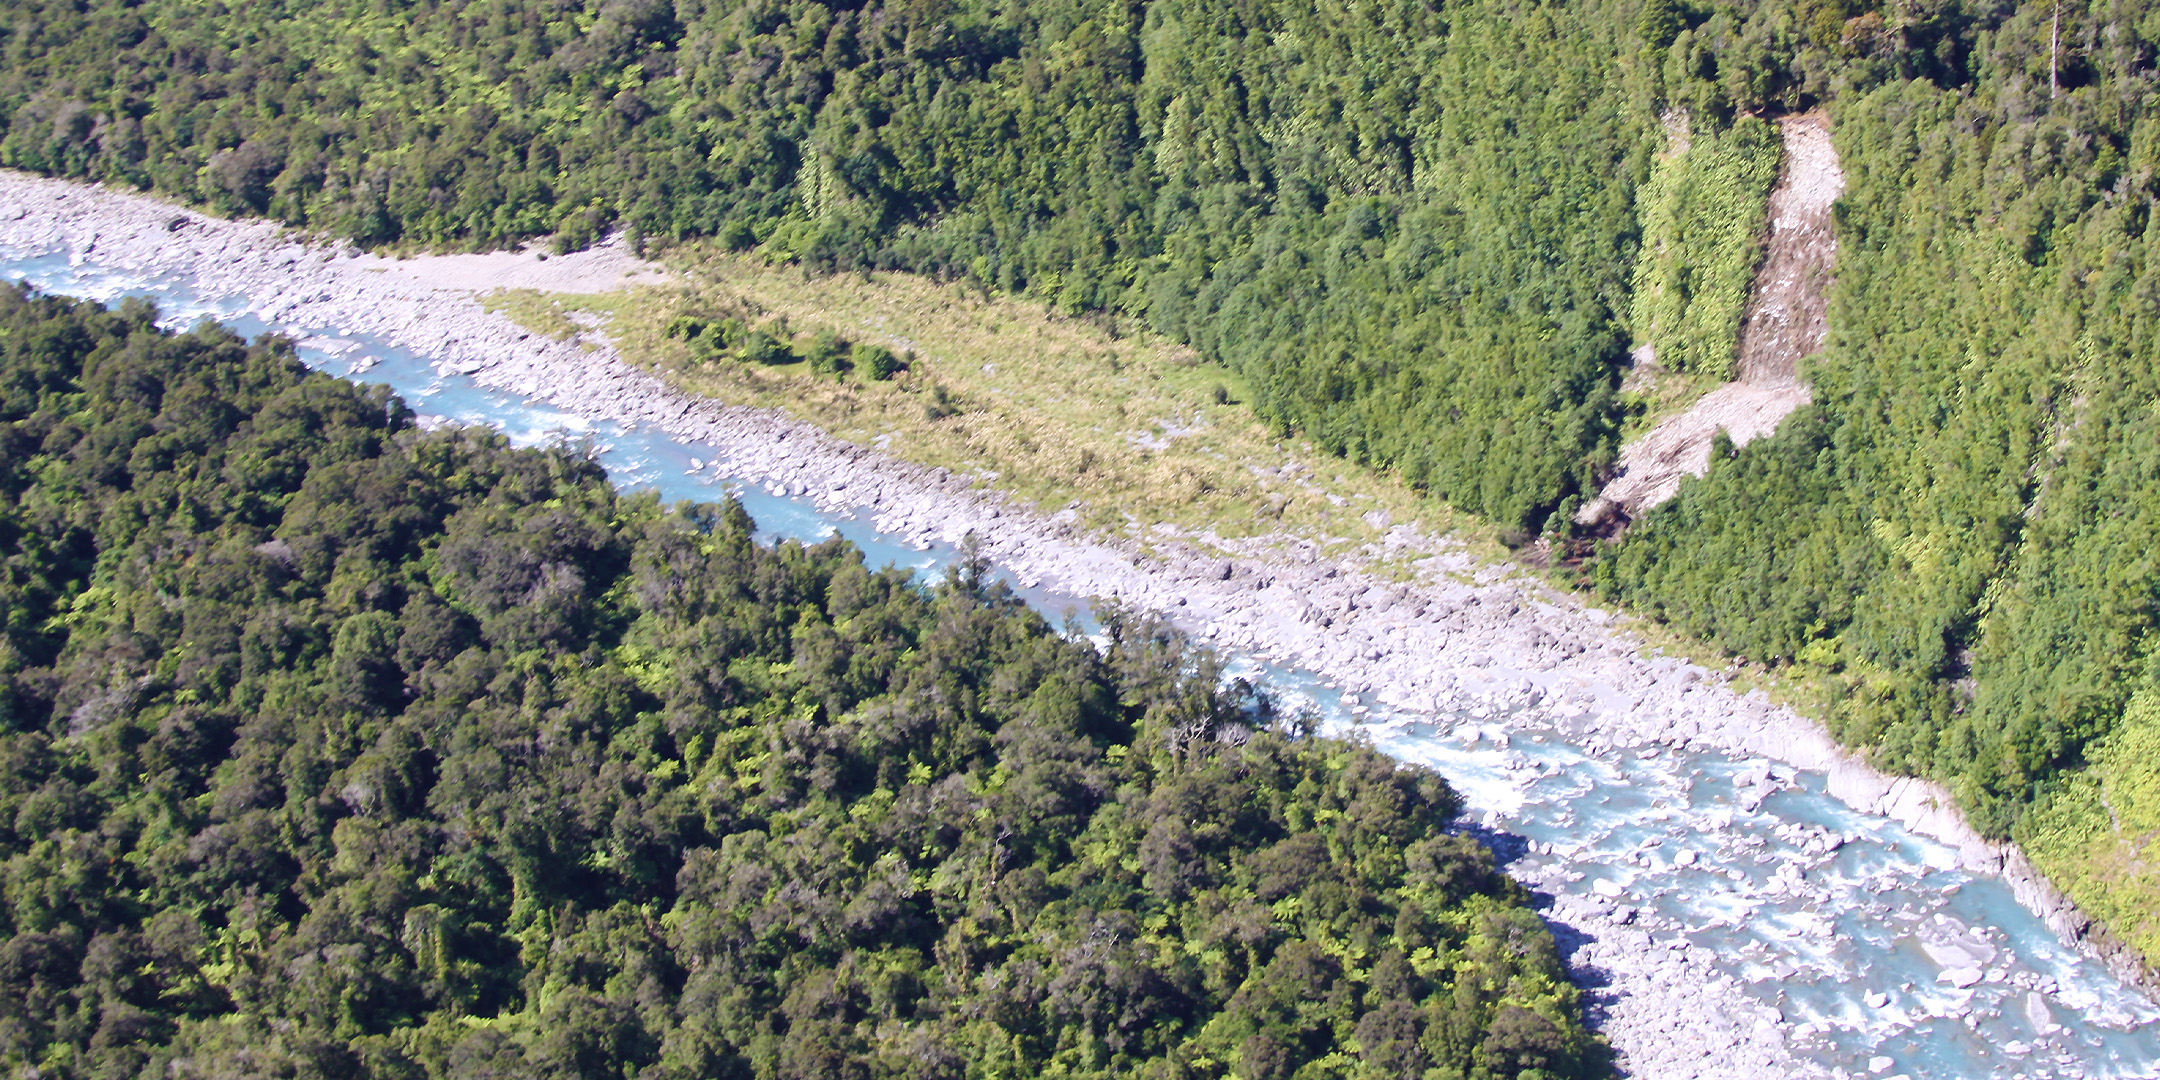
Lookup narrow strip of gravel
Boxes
[0,170,2142,1077]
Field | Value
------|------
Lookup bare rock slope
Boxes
[1584,113,1840,522]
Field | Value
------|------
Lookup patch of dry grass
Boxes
[490,248,1845,723]
[488,246,1494,566]
[479,289,637,348]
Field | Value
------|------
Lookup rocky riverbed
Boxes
[2,170,2154,1078]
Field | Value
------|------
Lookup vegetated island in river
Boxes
[0,285,1602,1079]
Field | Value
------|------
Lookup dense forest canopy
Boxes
[8,0,2160,958]
[0,0,1975,522]
[0,286,1599,1079]
[0,0,1670,527]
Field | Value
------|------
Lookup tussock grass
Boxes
[498,250,1855,759]
[495,249,1489,565]
[480,289,586,341]
[480,289,640,348]
[495,254,1838,703]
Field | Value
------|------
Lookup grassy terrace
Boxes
[480,245,2010,876]
[483,245,1495,570]
[476,246,1846,695]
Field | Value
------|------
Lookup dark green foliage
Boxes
[0,288,1598,1079]
[666,314,747,366]
[13,0,2149,908]
[1601,1,2160,839]
[805,328,850,376]
[853,344,903,381]
[0,0,1677,527]
[739,327,793,366]
[1130,2,1649,527]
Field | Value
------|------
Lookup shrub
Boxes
[853,343,902,381]
[806,328,851,375]
[741,328,792,365]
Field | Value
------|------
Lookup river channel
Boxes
[3,247,2155,1079]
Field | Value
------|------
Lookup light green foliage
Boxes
[1628,115,1782,380]
[0,289,1602,1080]
[804,327,849,375]
[2020,683,2160,965]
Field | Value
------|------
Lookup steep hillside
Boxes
[1581,112,1819,522]
[0,0,1656,527]
[8,0,2160,970]
[1595,2,2160,964]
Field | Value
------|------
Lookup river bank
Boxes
[1,170,2150,1078]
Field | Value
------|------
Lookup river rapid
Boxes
[2,177,2155,1079]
